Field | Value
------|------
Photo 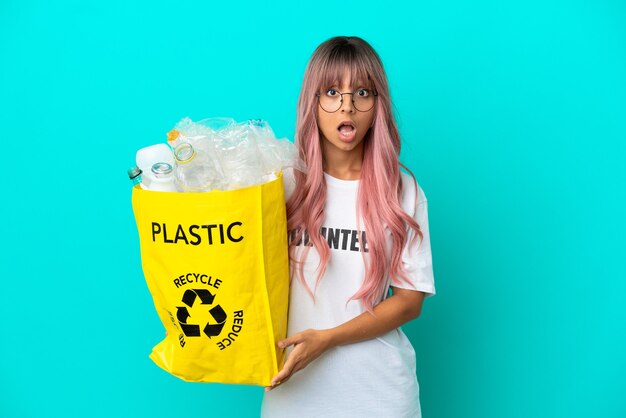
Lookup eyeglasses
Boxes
[316,88,378,113]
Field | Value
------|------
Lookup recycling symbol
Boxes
[176,289,227,338]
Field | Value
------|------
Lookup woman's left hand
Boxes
[265,329,333,392]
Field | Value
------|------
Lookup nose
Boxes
[339,93,355,113]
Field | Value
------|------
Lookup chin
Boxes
[321,132,364,155]
[335,139,360,151]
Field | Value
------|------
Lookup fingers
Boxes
[277,333,302,349]
[266,331,314,392]
[265,375,292,392]
[265,374,293,392]
[270,358,295,387]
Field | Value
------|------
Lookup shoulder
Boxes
[399,171,427,217]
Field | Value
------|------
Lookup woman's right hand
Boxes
[265,329,333,392]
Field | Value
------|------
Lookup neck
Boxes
[322,141,364,180]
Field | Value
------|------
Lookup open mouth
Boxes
[337,121,356,140]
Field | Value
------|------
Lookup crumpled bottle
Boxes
[213,122,266,189]
[173,142,224,192]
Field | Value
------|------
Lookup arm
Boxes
[266,287,426,391]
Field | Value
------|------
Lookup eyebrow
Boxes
[326,80,369,89]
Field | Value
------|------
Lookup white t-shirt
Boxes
[261,168,436,418]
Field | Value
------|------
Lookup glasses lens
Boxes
[319,93,341,112]
[353,90,375,112]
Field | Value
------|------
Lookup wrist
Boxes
[322,327,339,350]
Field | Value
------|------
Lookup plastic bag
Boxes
[131,172,289,385]
[167,117,306,191]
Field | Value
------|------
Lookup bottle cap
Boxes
[248,119,265,127]
[127,166,142,180]
[174,143,196,164]
[167,129,180,143]
[151,162,173,178]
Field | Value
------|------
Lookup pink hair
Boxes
[287,36,423,312]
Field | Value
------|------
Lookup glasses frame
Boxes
[315,88,378,113]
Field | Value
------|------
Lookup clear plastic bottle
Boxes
[136,143,175,190]
[174,143,222,192]
[214,122,266,189]
[128,166,143,186]
[149,162,177,192]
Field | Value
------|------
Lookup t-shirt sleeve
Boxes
[392,177,436,298]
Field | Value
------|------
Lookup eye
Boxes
[356,88,370,97]
[325,88,338,97]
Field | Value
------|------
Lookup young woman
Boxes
[262,36,436,417]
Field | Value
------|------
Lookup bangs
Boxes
[319,46,374,91]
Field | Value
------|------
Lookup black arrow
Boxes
[182,289,197,307]
[181,323,200,337]
[195,289,215,305]
[209,305,227,323]
[176,306,200,337]
[182,289,216,307]
[176,306,191,323]
[203,305,228,338]
[204,322,226,338]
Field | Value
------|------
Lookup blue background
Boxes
[1,1,625,417]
